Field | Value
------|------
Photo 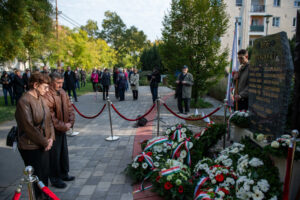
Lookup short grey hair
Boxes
[50,72,64,81]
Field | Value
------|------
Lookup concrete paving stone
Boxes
[93,170,104,177]
[85,176,101,185]
[78,170,92,179]
[109,184,124,193]
[120,192,134,200]
[79,185,96,196]
[100,173,115,182]
[60,186,81,199]
[91,190,107,199]
[75,196,92,200]
[73,178,88,187]
[105,194,121,200]
[95,163,107,170]
[104,166,118,173]
[86,160,98,168]
[96,181,111,192]
[112,174,126,184]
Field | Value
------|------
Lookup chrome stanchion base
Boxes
[105,136,120,141]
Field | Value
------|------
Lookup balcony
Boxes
[250,25,264,32]
[251,5,265,12]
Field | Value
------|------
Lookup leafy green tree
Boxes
[140,44,164,72]
[160,0,229,101]
[81,19,99,39]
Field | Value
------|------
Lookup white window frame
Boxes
[293,17,297,27]
[272,17,280,27]
[294,0,300,7]
[273,0,280,7]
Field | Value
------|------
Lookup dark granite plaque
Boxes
[249,32,294,138]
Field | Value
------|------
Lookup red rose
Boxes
[220,188,229,195]
[156,176,161,182]
[188,179,193,184]
[164,181,173,190]
[138,156,144,162]
[178,185,184,193]
[175,151,181,158]
[215,174,224,182]
[146,152,153,156]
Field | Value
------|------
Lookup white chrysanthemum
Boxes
[257,179,270,193]
[132,162,139,168]
[171,126,176,131]
[167,175,173,181]
[172,142,178,149]
[163,142,168,147]
[180,150,187,158]
[175,179,182,186]
[163,148,168,153]
[181,128,187,133]
[244,112,249,117]
[282,134,292,139]
[237,111,243,117]
[167,145,172,150]
[142,162,148,169]
[154,162,160,167]
[249,158,264,167]
[211,179,217,184]
[225,177,235,185]
[182,133,187,138]
[217,191,225,197]
[230,147,239,154]
[271,141,280,148]
[178,157,184,163]
[251,189,264,200]
[222,159,233,167]
[256,134,265,142]
[297,147,300,152]
[156,145,163,153]
[270,196,278,200]
[187,142,193,149]
[155,156,160,160]
[166,129,171,135]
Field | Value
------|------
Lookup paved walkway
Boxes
[0,86,224,200]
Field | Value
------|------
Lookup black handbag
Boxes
[6,126,18,147]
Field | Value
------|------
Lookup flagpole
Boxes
[235,79,239,110]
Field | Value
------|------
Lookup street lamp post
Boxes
[264,14,273,36]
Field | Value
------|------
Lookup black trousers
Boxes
[49,134,69,181]
[67,88,77,101]
[132,90,138,100]
[119,88,125,101]
[92,82,98,92]
[177,96,191,113]
[81,79,86,87]
[19,148,49,200]
[115,86,119,99]
[234,98,248,111]
[103,85,109,100]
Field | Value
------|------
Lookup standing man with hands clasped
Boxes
[233,49,249,111]
[176,65,193,115]
[44,72,75,189]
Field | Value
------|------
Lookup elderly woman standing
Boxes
[16,72,55,200]
[130,68,139,100]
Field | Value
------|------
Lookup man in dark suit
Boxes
[13,69,25,104]
[64,66,78,102]
[22,69,31,91]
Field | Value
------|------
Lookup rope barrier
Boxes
[111,103,156,121]
[72,104,106,119]
[162,103,222,121]
[37,181,60,200]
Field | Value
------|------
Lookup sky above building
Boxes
[56,0,172,42]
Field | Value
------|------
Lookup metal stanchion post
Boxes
[105,97,119,141]
[289,130,299,181]
[157,97,160,136]
[223,99,228,149]
[23,166,37,200]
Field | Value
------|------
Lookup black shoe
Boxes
[51,179,67,188]
[75,99,78,102]
[62,175,75,181]
[177,111,183,114]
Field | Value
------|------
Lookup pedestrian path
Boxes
[0,86,224,200]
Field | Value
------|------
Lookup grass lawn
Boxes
[0,96,16,123]
[0,82,93,124]
[190,98,213,109]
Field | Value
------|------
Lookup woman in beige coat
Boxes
[130,68,139,100]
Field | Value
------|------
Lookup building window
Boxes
[293,17,297,26]
[273,0,280,7]
[294,0,300,7]
[236,0,242,6]
[272,17,280,27]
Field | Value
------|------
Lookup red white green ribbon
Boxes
[171,129,182,141]
[194,128,207,139]
[172,140,192,166]
[160,166,181,176]
[144,137,169,152]
[194,176,209,198]
[133,168,159,194]
[194,192,212,200]
[135,152,154,169]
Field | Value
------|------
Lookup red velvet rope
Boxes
[72,104,106,119]
[12,191,21,200]
[283,145,294,200]
[111,103,156,121]
[163,103,222,121]
[38,181,60,200]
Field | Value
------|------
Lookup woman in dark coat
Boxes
[13,69,25,104]
[101,68,111,100]
[0,71,14,105]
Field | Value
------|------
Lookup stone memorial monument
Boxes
[248,32,294,138]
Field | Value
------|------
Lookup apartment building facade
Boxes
[222,0,299,54]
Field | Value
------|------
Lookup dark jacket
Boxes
[80,70,86,80]
[117,72,127,89]
[44,88,75,134]
[148,71,161,88]
[13,75,25,95]
[74,70,80,81]
[16,92,55,150]
[64,70,76,90]
[236,63,249,99]
[1,75,12,89]
[22,72,30,91]
[113,71,119,84]
[176,72,194,99]
[101,72,111,86]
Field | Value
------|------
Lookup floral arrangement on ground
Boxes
[255,133,300,161]
[230,110,250,128]
[125,123,282,200]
